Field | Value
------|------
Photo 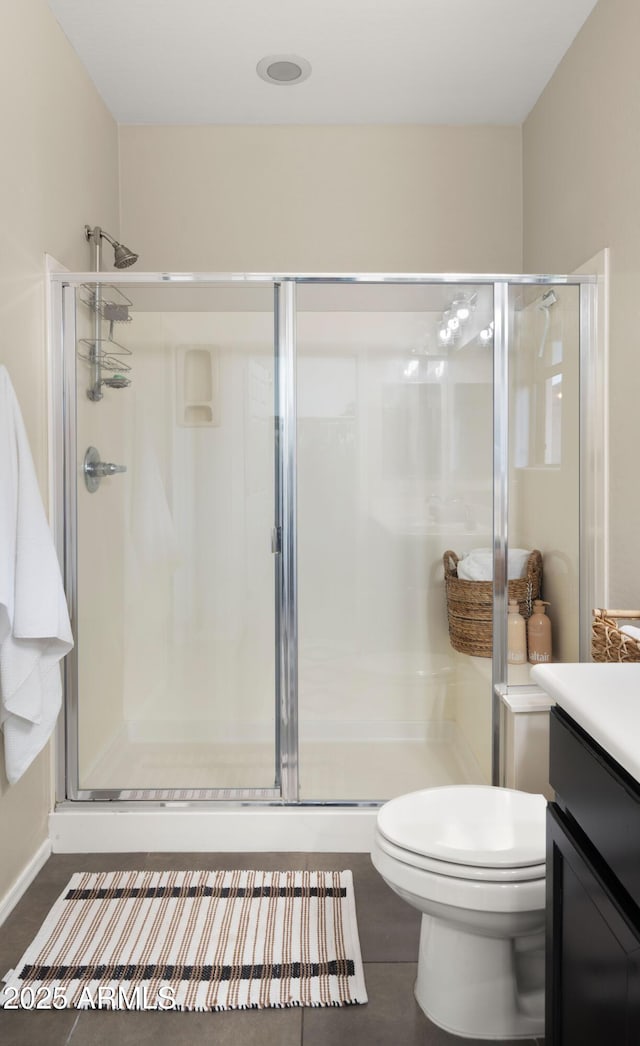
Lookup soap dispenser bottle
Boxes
[507,600,527,664]
[528,600,552,664]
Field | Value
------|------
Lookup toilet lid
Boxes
[374,831,546,881]
[377,786,546,868]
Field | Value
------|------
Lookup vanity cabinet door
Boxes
[547,804,640,1045]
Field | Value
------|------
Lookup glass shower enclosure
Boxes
[49,272,600,805]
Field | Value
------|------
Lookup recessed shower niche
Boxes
[176,345,220,427]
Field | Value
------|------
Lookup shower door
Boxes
[63,278,293,800]
[295,281,495,800]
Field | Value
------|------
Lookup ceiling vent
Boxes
[256,55,312,85]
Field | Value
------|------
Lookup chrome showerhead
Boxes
[85,225,139,270]
[112,241,139,269]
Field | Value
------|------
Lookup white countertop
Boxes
[531,663,640,784]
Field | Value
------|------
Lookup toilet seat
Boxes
[374,830,546,882]
[372,834,546,914]
[377,785,546,869]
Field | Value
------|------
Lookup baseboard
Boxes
[0,839,52,928]
[49,806,379,854]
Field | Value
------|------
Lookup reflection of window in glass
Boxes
[533,331,563,466]
[551,338,563,366]
[514,326,564,469]
[514,386,531,468]
[544,373,562,465]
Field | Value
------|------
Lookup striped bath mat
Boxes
[2,870,367,1011]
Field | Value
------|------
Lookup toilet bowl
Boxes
[371,785,546,1040]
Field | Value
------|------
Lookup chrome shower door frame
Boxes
[274,281,299,801]
[50,270,601,806]
[55,275,292,802]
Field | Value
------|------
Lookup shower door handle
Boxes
[271,526,282,554]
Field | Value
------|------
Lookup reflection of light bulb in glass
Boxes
[404,359,419,378]
[439,326,452,343]
[447,315,460,331]
[451,294,476,322]
[479,327,493,343]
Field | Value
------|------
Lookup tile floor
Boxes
[0,852,545,1046]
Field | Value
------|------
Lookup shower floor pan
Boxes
[82,735,484,800]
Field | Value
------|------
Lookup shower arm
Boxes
[85,225,102,269]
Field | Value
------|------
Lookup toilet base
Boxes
[415,913,545,1040]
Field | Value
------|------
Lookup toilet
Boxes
[371,785,546,1040]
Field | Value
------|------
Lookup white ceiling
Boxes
[48,0,598,125]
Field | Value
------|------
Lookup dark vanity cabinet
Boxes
[546,706,640,1044]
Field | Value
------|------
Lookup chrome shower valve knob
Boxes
[83,446,127,492]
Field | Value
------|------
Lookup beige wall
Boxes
[0,0,119,903]
[119,125,523,273]
[523,0,640,605]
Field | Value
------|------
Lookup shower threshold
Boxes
[49,802,382,854]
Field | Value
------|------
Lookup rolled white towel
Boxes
[457,551,493,581]
[457,548,532,582]
[507,548,533,580]
[620,624,640,643]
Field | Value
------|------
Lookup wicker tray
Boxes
[592,609,640,663]
[443,549,543,658]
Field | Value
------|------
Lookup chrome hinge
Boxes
[271,526,282,554]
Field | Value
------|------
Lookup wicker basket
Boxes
[443,549,543,658]
[592,609,640,663]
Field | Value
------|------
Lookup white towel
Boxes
[0,366,73,784]
[457,548,532,582]
[620,625,640,643]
